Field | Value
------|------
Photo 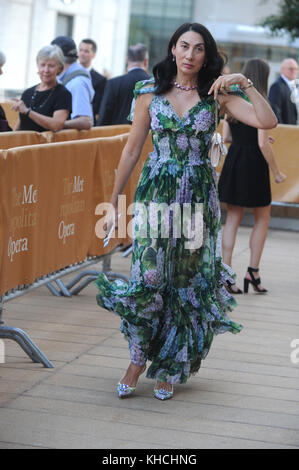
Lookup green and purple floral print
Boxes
[96,79,243,385]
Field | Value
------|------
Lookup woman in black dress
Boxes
[218,58,286,294]
[12,45,72,132]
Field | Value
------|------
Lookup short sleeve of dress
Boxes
[128,77,157,122]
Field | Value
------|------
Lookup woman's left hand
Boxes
[208,73,248,99]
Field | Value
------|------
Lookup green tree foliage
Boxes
[261,0,299,40]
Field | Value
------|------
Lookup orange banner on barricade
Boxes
[269,125,299,203]
[0,126,131,150]
[0,140,97,295]
[0,101,19,129]
[0,131,48,150]
[216,122,299,204]
[90,134,129,257]
[89,132,153,255]
[0,131,152,295]
[0,122,297,297]
[47,125,131,143]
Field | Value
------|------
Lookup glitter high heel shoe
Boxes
[117,382,136,398]
[117,364,146,399]
[154,384,174,401]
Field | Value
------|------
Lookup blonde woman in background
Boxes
[12,45,72,132]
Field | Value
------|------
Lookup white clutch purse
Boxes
[209,100,228,167]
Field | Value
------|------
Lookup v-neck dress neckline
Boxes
[161,95,203,122]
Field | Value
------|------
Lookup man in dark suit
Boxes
[269,58,298,125]
[96,43,149,126]
[78,39,107,123]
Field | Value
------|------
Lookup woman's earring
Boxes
[172,55,175,62]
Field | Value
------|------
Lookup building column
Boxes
[89,0,131,77]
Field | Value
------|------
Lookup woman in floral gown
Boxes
[95,23,277,400]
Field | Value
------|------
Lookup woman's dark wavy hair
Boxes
[153,22,225,97]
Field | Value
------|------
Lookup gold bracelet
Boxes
[242,78,254,90]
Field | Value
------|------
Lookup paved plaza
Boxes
[0,226,298,449]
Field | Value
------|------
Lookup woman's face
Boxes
[37,58,60,85]
[172,30,206,76]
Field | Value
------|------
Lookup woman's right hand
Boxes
[103,208,120,234]
[11,99,29,115]
[103,210,121,247]
[11,98,22,111]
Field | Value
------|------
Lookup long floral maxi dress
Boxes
[95,79,243,385]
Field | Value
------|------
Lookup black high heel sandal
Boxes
[244,267,267,294]
[226,280,243,294]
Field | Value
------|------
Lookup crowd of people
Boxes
[0,37,150,132]
[0,26,297,401]
[0,35,298,132]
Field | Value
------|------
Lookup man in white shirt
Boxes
[269,58,298,125]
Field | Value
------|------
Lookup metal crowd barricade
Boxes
[0,131,137,370]
[0,248,130,368]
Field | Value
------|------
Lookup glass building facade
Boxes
[128,0,299,82]
[218,42,299,76]
[129,0,195,71]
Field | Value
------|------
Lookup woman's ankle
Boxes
[120,363,146,386]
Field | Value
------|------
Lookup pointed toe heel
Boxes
[117,364,146,398]
[154,385,173,401]
[117,382,136,398]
